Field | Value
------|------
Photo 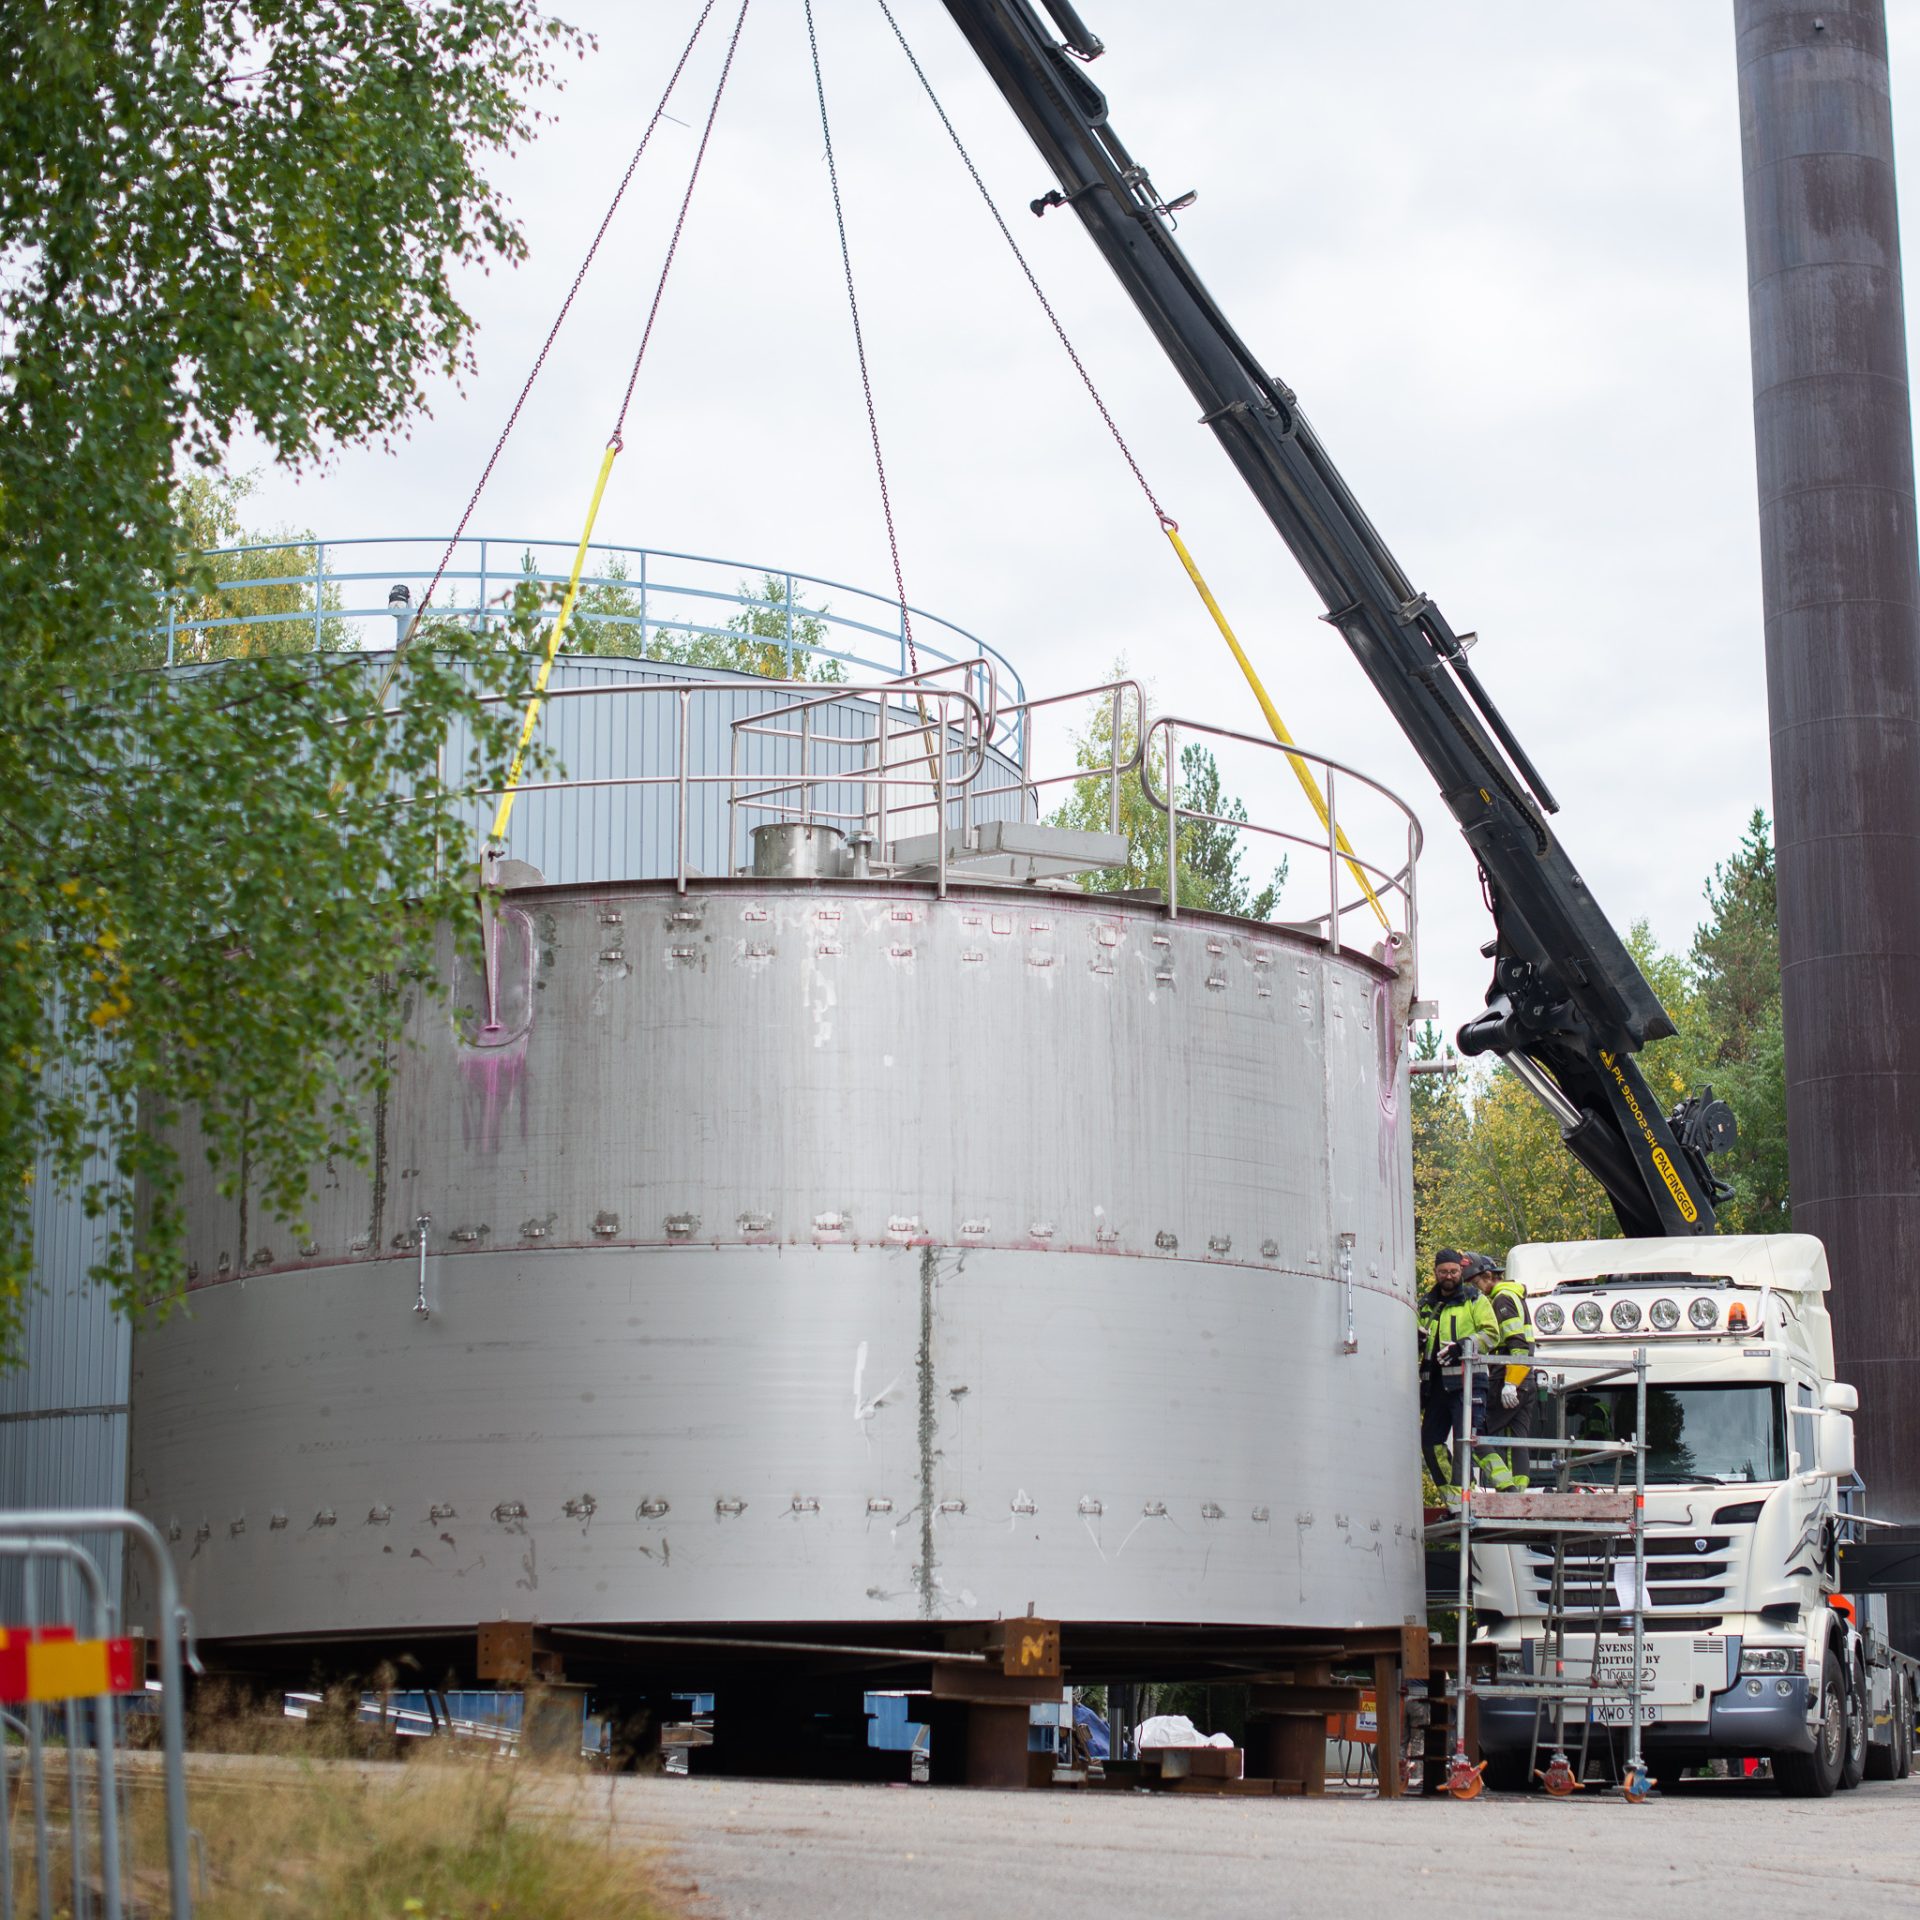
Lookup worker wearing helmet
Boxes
[1419,1251,1510,1488]
[1467,1251,1534,1486]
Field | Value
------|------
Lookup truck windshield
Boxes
[1561,1384,1787,1484]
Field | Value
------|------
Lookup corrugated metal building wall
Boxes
[457,654,1029,885]
[1,1057,127,1613]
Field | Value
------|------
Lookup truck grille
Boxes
[1526,1533,1732,1621]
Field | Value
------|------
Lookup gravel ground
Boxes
[609,1772,1920,1919]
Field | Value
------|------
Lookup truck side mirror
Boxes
[1817,1410,1856,1479]
[1823,1382,1859,1413]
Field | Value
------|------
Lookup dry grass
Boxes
[9,1739,677,1920]
[182,1758,673,1920]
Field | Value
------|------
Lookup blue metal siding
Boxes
[438,654,1030,887]
[1,1058,128,1611]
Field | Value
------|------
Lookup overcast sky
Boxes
[238,1,1920,1041]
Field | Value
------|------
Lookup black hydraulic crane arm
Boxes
[941,0,1732,1236]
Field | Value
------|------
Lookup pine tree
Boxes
[1690,810,1788,1226]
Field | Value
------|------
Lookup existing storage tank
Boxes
[122,542,1428,1671]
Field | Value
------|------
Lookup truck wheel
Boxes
[1775,1649,1845,1798]
[1840,1653,1868,1790]
[1482,1749,1533,1794]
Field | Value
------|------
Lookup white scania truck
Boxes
[1471,1233,1917,1796]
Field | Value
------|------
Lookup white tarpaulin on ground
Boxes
[1134,1715,1234,1749]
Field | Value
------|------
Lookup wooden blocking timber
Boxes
[1139,1744,1245,1786]
[1246,1680,1365,1717]
[1374,1650,1406,1799]
[923,1699,1033,1789]
[922,1658,1065,1787]
[1245,1659,1332,1793]
[1470,1490,1632,1525]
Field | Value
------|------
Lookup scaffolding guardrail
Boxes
[1424,1350,1651,1800]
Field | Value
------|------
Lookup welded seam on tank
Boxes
[916,1244,937,1620]
[183,1244,1414,1305]
[369,1064,389,1257]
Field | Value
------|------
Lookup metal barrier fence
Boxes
[1,1512,193,1920]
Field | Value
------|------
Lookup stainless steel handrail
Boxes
[396,669,1421,941]
[1139,714,1422,953]
[459,678,990,891]
[725,671,993,868]
[984,677,1146,837]
[165,536,1026,714]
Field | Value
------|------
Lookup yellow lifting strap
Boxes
[1160,518,1390,931]
[488,438,622,848]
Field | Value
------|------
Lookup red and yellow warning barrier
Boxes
[0,1626,140,1703]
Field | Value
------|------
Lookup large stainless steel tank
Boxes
[129,874,1423,1643]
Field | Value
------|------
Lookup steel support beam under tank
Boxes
[1735,0,1920,1641]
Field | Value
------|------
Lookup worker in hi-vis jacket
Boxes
[1466,1251,1533,1488]
[1419,1252,1518,1489]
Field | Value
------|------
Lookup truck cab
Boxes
[1471,1233,1911,1794]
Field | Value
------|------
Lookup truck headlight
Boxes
[1738,1647,1803,1676]
[1688,1296,1720,1329]
[1610,1299,1643,1331]
[1573,1301,1604,1333]
[1650,1297,1680,1330]
[1497,1649,1524,1675]
[1534,1302,1565,1334]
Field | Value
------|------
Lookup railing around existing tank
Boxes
[169,536,1028,760]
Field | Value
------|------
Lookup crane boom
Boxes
[942,0,1731,1236]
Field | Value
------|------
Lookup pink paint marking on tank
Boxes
[458,1030,530,1157]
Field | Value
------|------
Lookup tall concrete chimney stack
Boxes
[1735,0,1920,1641]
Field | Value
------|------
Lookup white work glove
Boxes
[1501,1383,1520,1411]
